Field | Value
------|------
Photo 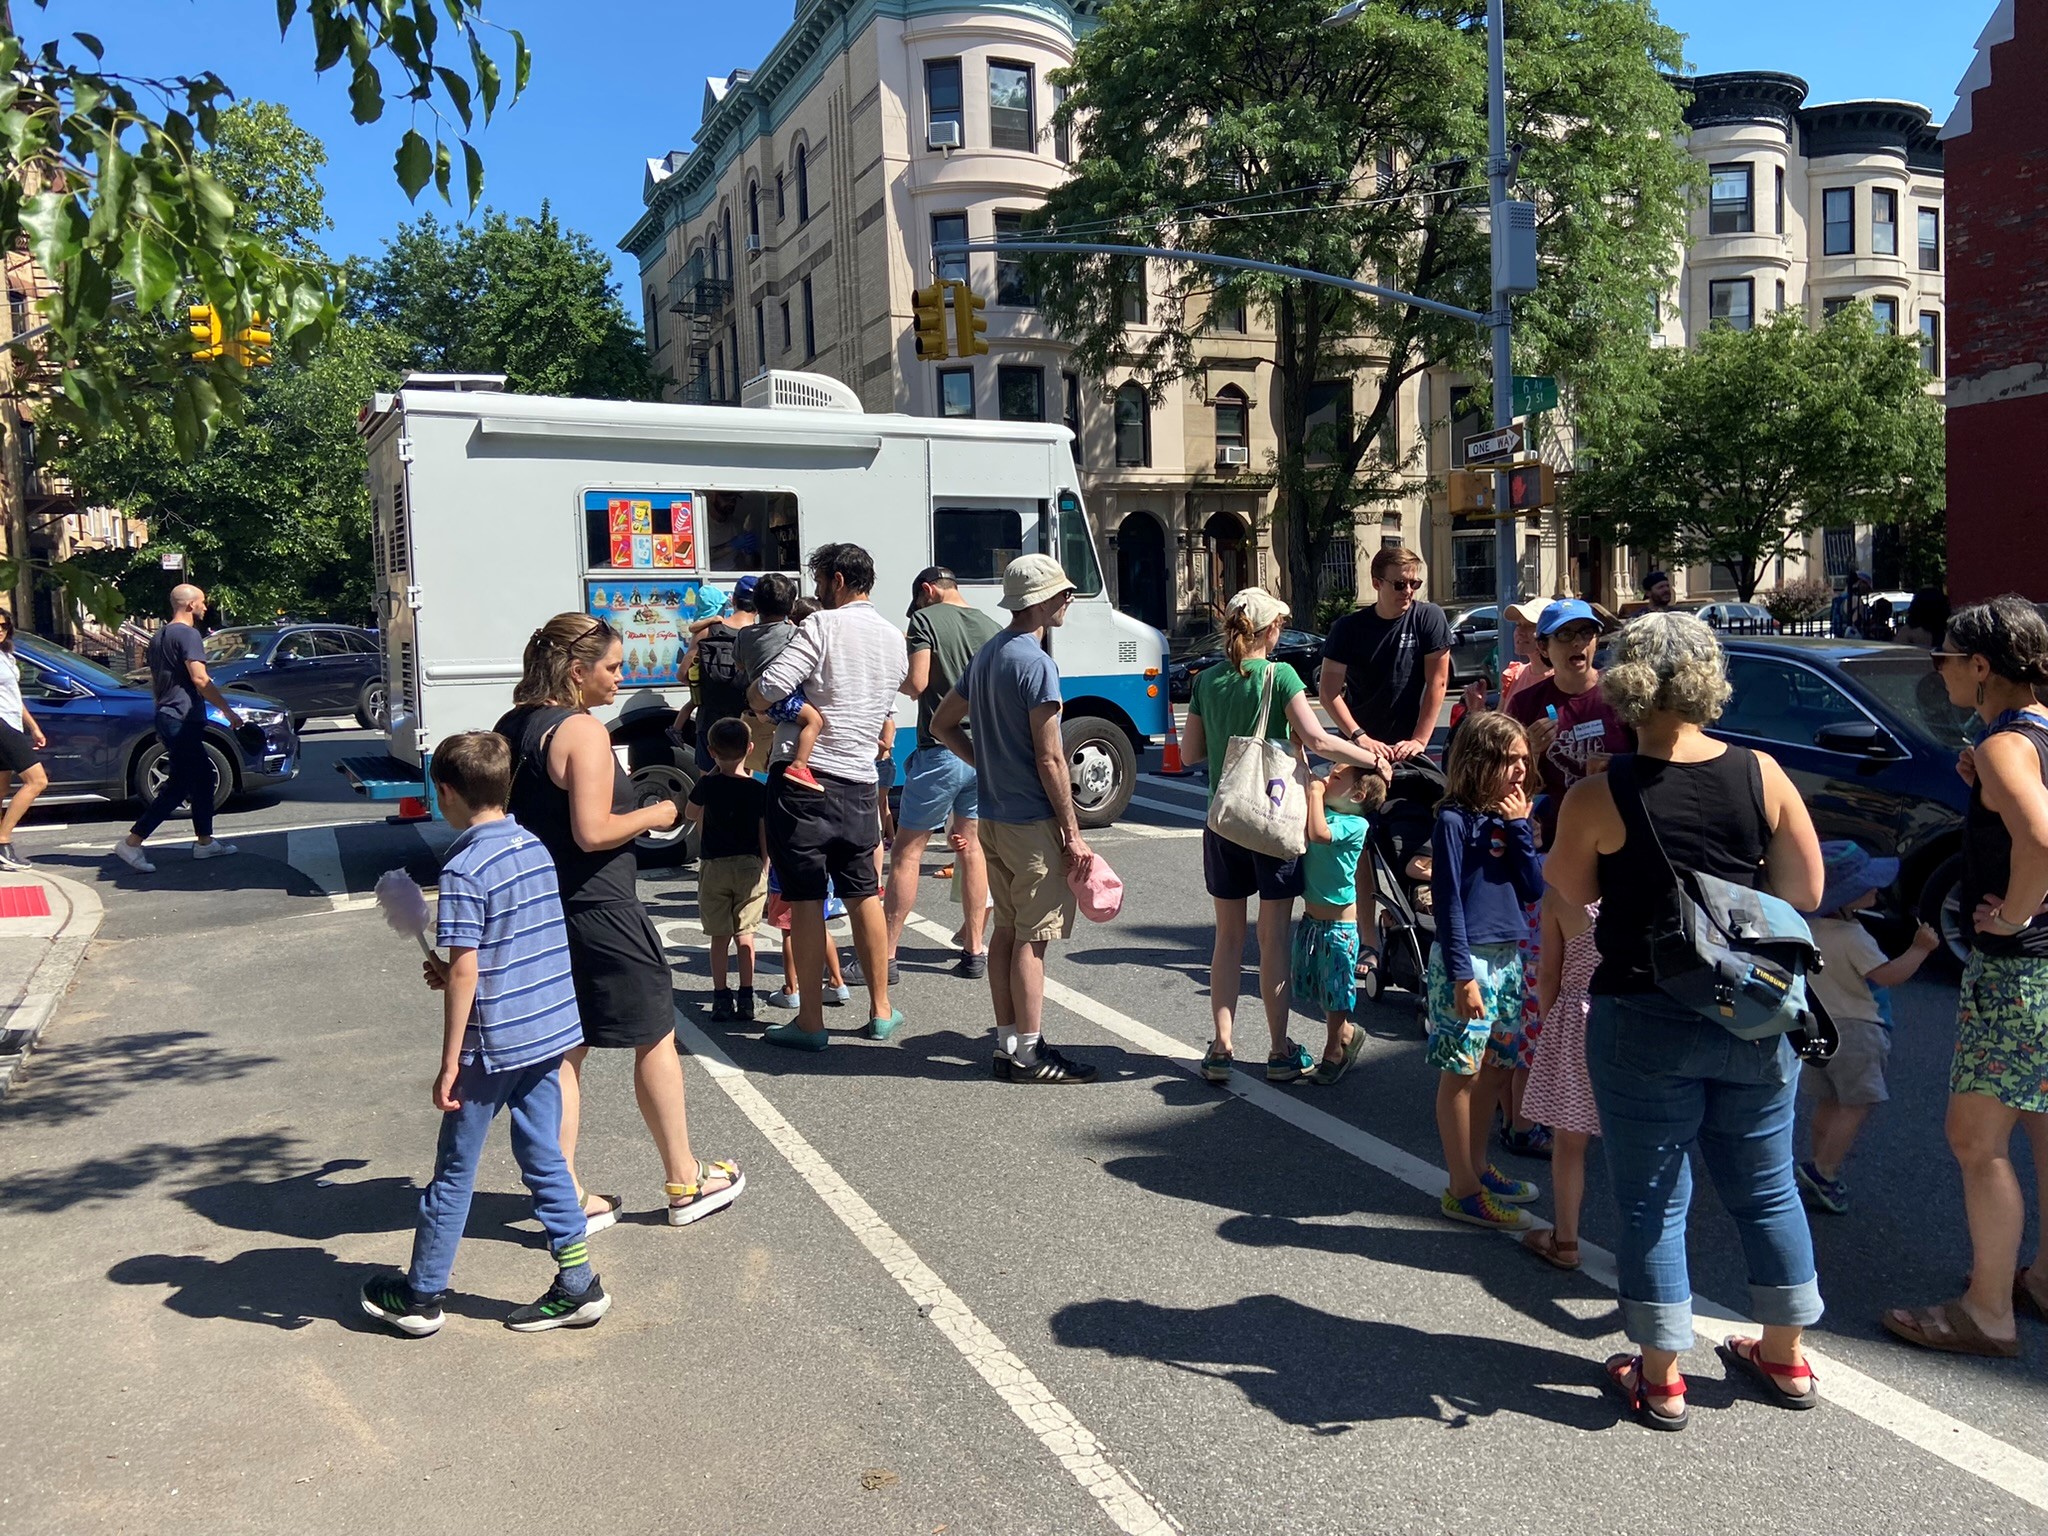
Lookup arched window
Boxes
[721,207,734,279]
[795,143,811,224]
[1213,386,1248,458]
[707,233,719,285]
[747,181,760,246]
[1114,382,1150,467]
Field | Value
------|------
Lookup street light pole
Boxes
[1486,0,1517,613]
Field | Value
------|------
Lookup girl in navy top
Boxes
[1425,711,1545,1231]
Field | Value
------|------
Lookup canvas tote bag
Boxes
[1206,661,1311,860]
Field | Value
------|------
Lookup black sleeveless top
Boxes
[1592,746,1769,995]
[495,704,638,910]
[1962,716,2048,959]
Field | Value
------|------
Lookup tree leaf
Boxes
[394,128,433,200]
[18,191,80,274]
[461,137,483,213]
[434,65,472,130]
[276,1,297,39]
[511,29,530,99]
[349,59,384,123]
[119,230,179,310]
[72,32,105,60]
[433,137,451,202]
[469,30,500,119]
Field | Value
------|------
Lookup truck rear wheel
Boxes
[626,744,698,867]
[1064,715,1136,828]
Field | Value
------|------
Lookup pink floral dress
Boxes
[1522,903,1602,1137]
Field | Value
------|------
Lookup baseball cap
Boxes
[732,575,759,611]
[1536,598,1601,636]
[695,582,728,617]
[1504,600,1547,627]
[1808,839,1900,918]
[1000,553,1076,612]
[1066,851,1125,923]
[1642,569,1671,594]
[1226,587,1290,630]
[908,565,955,617]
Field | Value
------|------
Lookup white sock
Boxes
[1005,1031,1041,1063]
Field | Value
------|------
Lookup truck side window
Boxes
[934,506,1026,581]
[703,490,800,572]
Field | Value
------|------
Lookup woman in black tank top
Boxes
[1885,596,2048,1358]
[1547,612,1824,1427]
[492,613,743,1231]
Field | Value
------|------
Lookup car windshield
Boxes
[205,628,277,662]
[17,634,130,691]
[1840,654,1973,751]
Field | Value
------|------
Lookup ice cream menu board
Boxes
[584,579,717,688]
[585,490,696,570]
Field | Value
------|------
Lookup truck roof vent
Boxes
[741,369,863,413]
[400,372,509,393]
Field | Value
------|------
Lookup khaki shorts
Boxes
[698,854,769,938]
[1803,1016,1890,1106]
[979,817,1076,943]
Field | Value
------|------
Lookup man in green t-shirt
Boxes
[880,567,1003,981]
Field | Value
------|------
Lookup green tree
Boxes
[1567,308,1946,599]
[350,204,661,399]
[203,99,334,260]
[1032,0,1692,613]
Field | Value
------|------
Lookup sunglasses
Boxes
[1381,579,1424,593]
[1928,650,1970,669]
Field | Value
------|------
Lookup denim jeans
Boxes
[1586,993,1822,1352]
[130,713,215,840]
[407,1057,586,1297]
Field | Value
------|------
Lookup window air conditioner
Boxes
[927,121,962,151]
[1217,444,1249,466]
[744,234,762,255]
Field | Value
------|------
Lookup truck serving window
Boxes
[703,490,800,572]
[934,506,1026,581]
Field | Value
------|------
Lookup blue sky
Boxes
[22,1,1993,298]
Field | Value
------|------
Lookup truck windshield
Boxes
[1055,491,1104,598]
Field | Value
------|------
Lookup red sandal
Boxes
[1716,1336,1820,1409]
[1603,1353,1689,1431]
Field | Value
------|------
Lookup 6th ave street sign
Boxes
[1464,426,1523,465]
[1512,374,1559,416]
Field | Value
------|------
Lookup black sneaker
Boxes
[709,988,736,1022]
[359,1274,444,1337]
[736,988,757,1022]
[0,843,29,872]
[956,951,988,980]
[506,1274,611,1332]
[844,952,901,987]
[993,1044,1098,1084]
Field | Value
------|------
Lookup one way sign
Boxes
[1464,427,1523,466]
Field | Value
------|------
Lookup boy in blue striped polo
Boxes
[359,732,609,1337]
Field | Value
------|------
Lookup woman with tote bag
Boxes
[1182,589,1389,1084]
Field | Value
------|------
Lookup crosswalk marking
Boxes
[286,826,350,911]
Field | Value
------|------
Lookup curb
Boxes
[0,870,105,1100]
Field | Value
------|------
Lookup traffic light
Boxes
[231,315,273,368]
[912,282,949,360]
[187,304,225,360]
[1446,469,1496,515]
[949,280,988,356]
[1506,463,1555,510]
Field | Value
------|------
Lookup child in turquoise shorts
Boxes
[1294,763,1388,1085]
[1425,711,1545,1230]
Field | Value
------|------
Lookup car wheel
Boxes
[132,736,237,813]
[356,677,389,731]
[1064,715,1137,828]
[626,744,698,867]
[1917,851,1968,970]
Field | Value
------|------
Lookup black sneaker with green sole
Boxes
[359,1274,444,1337]
[506,1275,611,1332]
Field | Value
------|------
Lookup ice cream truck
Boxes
[345,370,1170,862]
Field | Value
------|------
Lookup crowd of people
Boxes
[32,553,2047,1424]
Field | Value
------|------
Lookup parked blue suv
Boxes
[13,633,299,812]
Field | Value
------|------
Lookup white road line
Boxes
[1104,821,1204,841]
[669,1002,1178,1536]
[287,826,351,911]
[61,811,401,851]
[898,909,2048,1515]
[1126,795,1205,824]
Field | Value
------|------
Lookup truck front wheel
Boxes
[1064,715,1136,828]
[626,742,698,867]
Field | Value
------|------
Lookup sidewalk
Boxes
[0,869,104,1097]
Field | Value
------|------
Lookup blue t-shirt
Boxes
[955,628,1063,825]
[1430,803,1543,982]
[436,815,584,1074]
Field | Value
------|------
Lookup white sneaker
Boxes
[823,984,851,1007]
[113,842,156,874]
[193,840,239,860]
[765,988,801,1009]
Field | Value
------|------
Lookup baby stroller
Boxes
[1358,757,1445,1009]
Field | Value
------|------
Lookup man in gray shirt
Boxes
[931,554,1097,1084]
[749,543,909,1049]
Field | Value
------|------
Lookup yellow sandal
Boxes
[666,1159,745,1227]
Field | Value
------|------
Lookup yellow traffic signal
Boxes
[949,280,988,356]
[232,315,273,368]
[1446,469,1497,515]
[912,282,949,360]
[187,304,225,360]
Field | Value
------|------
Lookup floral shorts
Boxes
[1952,951,2048,1113]
[1291,917,1360,1018]
[1425,941,1528,1076]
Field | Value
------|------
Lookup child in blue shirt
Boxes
[359,732,608,1338]
[1425,712,1545,1231]
[1294,763,1387,1085]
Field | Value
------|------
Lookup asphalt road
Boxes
[3,730,2046,1536]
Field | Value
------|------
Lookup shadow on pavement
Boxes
[108,1245,512,1331]
[179,1156,552,1250]
[0,1029,276,1129]
[0,1130,301,1215]
[1051,1292,1646,1433]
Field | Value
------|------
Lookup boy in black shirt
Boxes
[687,717,770,1020]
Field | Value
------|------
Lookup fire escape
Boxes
[667,255,734,405]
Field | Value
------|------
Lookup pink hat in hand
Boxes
[1067,852,1124,923]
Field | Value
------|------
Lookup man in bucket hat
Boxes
[930,554,1099,1082]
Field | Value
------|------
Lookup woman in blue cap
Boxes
[1505,599,1634,813]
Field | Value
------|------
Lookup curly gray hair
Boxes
[1599,610,1733,726]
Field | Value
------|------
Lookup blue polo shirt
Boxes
[435,815,583,1073]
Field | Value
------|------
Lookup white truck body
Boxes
[354,371,1167,856]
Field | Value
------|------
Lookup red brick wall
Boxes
[1946,0,2048,602]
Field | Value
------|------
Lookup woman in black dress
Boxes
[496,613,742,1229]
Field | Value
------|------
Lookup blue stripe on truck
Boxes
[885,668,1166,774]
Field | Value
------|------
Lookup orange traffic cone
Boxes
[1160,705,1192,776]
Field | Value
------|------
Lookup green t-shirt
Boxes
[1188,658,1306,795]
[1302,808,1370,909]
[907,600,1003,750]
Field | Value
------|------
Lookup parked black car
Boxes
[131,624,387,730]
[1710,637,1974,958]
[1168,627,1325,702]
[1447,604,1500,684]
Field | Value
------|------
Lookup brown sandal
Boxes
[2017,1268,2048,1325]
[1882,1301,2020,1359]
[1520,1227,1581,1271]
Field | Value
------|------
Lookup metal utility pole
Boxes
[1486,0,1517,612]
